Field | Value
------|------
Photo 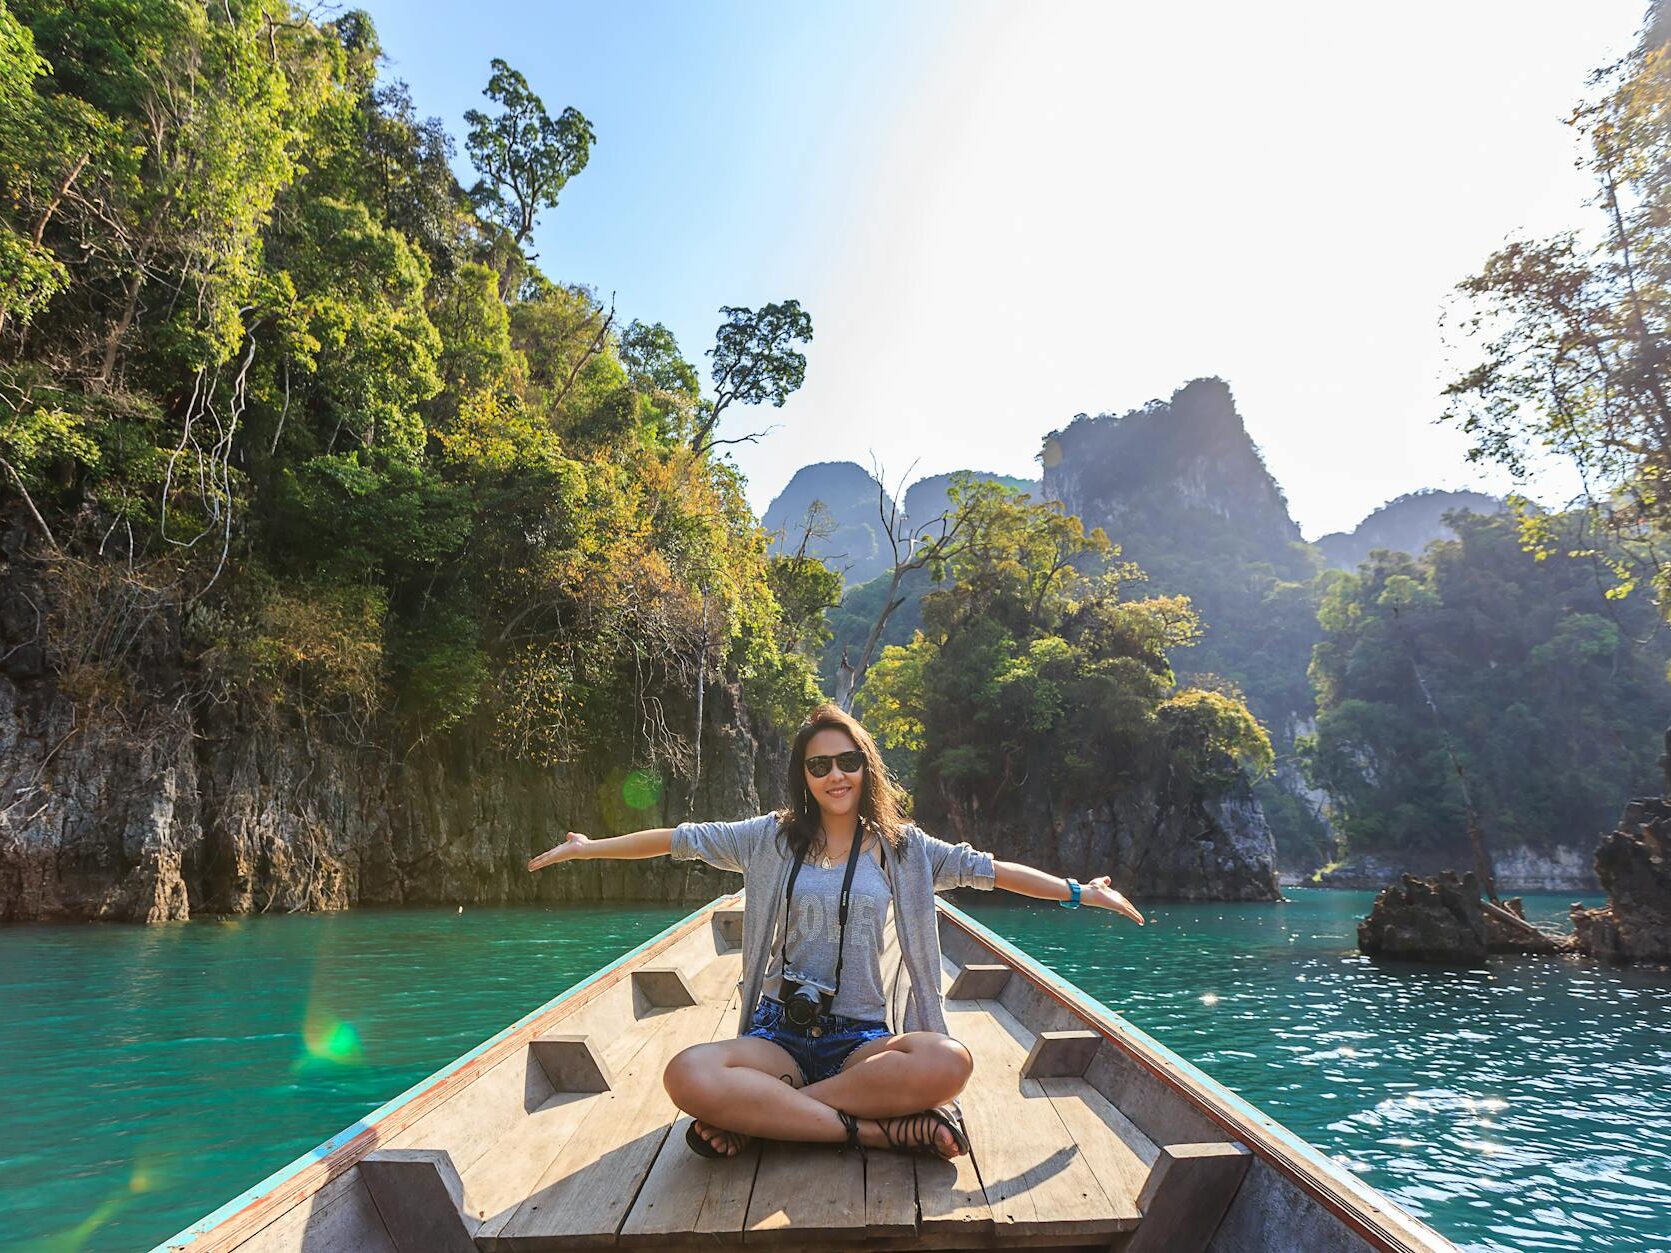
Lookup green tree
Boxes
[1300,510,1671,856]
[1443,4,1671,614]
[859,481,1270,834]
[464,58,594,258]
[693,299,814,453]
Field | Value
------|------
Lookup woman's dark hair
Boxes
[777,703,907,861]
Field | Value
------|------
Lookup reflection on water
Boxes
[0,891,1666,1251]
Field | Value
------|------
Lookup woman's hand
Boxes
[1082,874,1145,925]
[528,832,591,873]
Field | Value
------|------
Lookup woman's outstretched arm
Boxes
[993,860,1146,925]
[527,827,673,872]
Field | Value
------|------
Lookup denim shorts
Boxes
[743,996,894,1084]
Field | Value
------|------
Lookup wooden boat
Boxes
[158,893,1458,1252]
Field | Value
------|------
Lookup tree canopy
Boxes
[0,2,820,801]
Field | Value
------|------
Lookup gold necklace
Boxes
[816,829,859,870]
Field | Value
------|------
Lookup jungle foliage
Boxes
[1300,510,1671,853]
[0,0,820,786]
[857,478,1273,832]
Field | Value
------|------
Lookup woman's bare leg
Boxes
[801,1032,973,1117]
[665,1037,847,1150]
[664,1032,974,1157]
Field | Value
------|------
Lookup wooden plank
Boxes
[910,953,994,1242]
[530,1035,614,1093]
[1022,1030,1100,1080]
[464,1088,616,1238]
[237,1172,397,1253]
[864,1149,918,1239]
[945,1001,1128,1241]
[617,984,760,1247]
[359,1150,477,1253]
[477,956,738,1246]
[1126,1142,1251,1253]
[1037,1076,1158,1224]
[621,1113,762,1247]
[744,1138,866,1244]
[934,899,1456,1253]
[913,1147,991,1242]
[946,963,1012,1000]
[495,995,736,1247]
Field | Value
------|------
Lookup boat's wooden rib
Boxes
[160,890,1460,1253]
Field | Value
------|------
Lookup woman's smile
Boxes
[805,728,864,815]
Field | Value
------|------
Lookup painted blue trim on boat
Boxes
[153,896,734,1252]
[935,897,1440,1244]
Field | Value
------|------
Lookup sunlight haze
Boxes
[367,0,1645,538]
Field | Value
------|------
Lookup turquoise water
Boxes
[1,891,1667,1251]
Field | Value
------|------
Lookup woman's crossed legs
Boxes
[662,1030,973,1158]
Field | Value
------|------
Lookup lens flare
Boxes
[298,1007,364,1068]
[622,769,663,810]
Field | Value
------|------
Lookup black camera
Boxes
[781,970,835,1031]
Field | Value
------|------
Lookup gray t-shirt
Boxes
[762,841,893,1022]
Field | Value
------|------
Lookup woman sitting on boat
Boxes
[527,702,1145,1162]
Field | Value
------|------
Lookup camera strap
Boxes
[782,822,867,1004]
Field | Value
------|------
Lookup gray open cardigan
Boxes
[671,813,998,1038]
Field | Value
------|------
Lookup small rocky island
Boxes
[1357,871,1568,964]
[1570,798,1671,963]
[1359,792,1671,966]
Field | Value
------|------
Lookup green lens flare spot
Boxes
[622,769,663,810]
[302,1012,364,1065]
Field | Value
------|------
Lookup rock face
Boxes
[0,667,770,923]
[935,774,1281,903]
[1318,844,1600,893]
[1358,872,1489,964]
[0,543,774,923]
[1572,799,1671,963]
[761,462,894,584]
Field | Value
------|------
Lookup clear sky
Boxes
[361,0,1646,539]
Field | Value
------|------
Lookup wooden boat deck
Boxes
[472,950,1155,1250]
[162,895,1458,1253]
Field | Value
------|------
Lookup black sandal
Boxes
[685,1119,752,1159]
[877,1105,970,1159]
[835,1109,865,1158]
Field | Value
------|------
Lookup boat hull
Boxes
[157,893,1455,1253]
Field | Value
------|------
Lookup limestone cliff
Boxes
[0,546,769,923]
[0,667,766,923]
[930,773,1281,903]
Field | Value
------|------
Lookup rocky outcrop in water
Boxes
[1357,872,1575,961]
[1358,871,1489,963]
[1571,799,1671,964]
[939,773,1281,903]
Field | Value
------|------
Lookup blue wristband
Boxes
[1059,877,1081,908]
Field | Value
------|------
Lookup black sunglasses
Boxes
[805,750,865,778]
